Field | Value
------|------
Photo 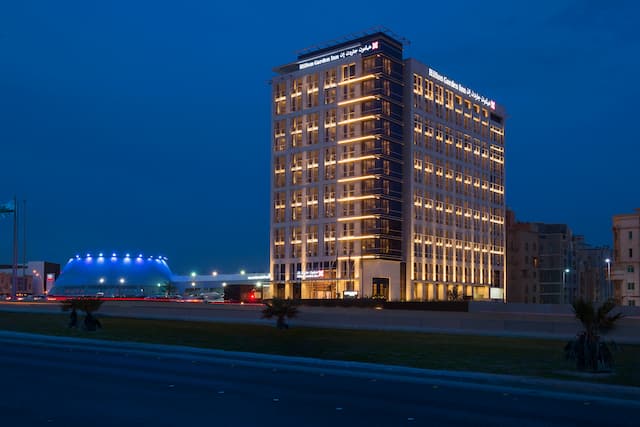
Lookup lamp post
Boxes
[562,268,570,303]
[331,254,340,299]
[605,258,611,300]
[190,272,197,296]
[257,282,263,301]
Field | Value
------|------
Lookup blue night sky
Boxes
[1,0,638,275]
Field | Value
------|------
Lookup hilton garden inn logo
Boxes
[298,40,380,71]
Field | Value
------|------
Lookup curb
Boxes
[1,330,639,406]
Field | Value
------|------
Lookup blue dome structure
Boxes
[49,253,173,297]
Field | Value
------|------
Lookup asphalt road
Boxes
[3,301,640,343]
[0,332,637,427]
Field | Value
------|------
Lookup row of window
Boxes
[413,98,503,140]
[412,74,492,113]
[274,63,385,115]
[273,119,401,150]
[274,237,399,259]
[413,209,504,233]
[412,263,502,286]
[274,199,400,222]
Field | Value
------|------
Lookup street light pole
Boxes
[12,195,18,300]
[562,268,570,303]
[605,258,611,301]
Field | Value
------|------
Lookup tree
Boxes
[262,299,298,329]
[61,298,104,331]
[160,281,178,297]
[447,286,463,301]
[61,297,104,315]
[564,298,623,372]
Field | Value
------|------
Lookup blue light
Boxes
[112,252,117,257]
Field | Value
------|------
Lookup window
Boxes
[630,248,633,258]
[324,164,335,180]
[342,183,355,197]
[382,58,392,75]
[342,105,356,121]
[628,265,635,273]
[363,57,376,72]
[342,222,355,237]
[342,63,356,81]
[425,79,433,100]
[343,162,355,177]
[324,88,336,104]
[342,202,355,216]
[629,231,633,240]
[324,201,335,217]
[628,282,636,290]
[630,300,636,306]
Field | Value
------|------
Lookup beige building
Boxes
[505,211,601,304]
[269,31,506,301]
[612,209,640,306]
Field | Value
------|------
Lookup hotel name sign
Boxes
[428,68,496,110]
[298,41,380,71]
[296,270,325,280]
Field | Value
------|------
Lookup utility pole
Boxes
[12,195,18,299]
[22,199,26,295]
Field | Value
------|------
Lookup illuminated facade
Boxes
[50,253,173,297]
[49,252,271,299]
[270,31,506,301]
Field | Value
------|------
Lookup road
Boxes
[2,301,640,343]
[0,332,638,427]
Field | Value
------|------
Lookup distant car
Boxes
[178,296,205,303]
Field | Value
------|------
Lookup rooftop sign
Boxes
[428,68,496,110]
[298,41,379,71]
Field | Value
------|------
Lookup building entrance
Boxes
[292,282,302,299]
[372,277,389,300]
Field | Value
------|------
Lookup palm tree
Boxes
[61,297,104,315]
[61,298,104,331]
[160,281,178,298]
[262,299,298,329]
[564,298,623,372]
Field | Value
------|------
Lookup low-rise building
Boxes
[611,209,640,306]
[506,211,579,304]
[0,261,60,296]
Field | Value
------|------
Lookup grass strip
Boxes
[1,311,638,387]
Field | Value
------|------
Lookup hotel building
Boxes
[269,31,506,301]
